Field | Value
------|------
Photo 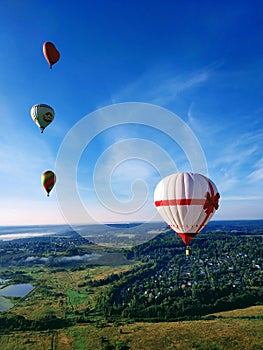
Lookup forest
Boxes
[93,226,263,322]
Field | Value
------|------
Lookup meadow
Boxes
[0,263,262,350]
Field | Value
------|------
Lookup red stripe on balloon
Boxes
[44,178,55,186]
[44,178,55,191]
[155,199,205,207]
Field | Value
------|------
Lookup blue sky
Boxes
[0,0,262,225]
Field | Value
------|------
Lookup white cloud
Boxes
[111,63,219,106]
[216,176,238,193]
[247,168,263,182]
[247,158,263,182]
[223,195,263,201]
[213,133,259,166]
[187,103,226,138]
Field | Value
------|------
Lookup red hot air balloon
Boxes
[154,172,220,255]
[43,42,60,69]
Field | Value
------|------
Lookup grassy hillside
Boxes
[0,260,262,349]
[0,306,262,349]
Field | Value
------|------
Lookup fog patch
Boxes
[18,253,102,266]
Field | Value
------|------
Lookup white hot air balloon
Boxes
[154,172,220,254]
[30,104,55,133]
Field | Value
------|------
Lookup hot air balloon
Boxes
[30,104,55,133]
[43,41,60,69]
[41,170,56,196]
[154,172,220,255]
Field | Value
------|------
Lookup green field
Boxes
[0,264,262,350]
[0,306,262,349]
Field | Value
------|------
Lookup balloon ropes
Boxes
[154,172,220,255]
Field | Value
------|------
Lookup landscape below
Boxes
[0,220,262,349]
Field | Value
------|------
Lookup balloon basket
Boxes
[185,247,191,256]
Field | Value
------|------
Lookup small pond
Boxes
[0,296,14,311]
[0,283,34,311]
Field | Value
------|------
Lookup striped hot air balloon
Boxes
[154,172,220,254]
[41,170,56,197]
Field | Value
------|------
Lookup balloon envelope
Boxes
[30,104,55,133]
[154,172,220,245]
[41,170,56,196]
[43,42,60,69]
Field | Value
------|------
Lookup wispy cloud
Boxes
[201,129,263,199]
[214,144,258,168]
[187,103,225,137]
[111,62,222,106]
[216,176,239,193]
[150,71,209,106]
[210,130,261,170]
[247,157,263,182]
[91,138,178,195]
[222,195,263,201]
